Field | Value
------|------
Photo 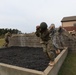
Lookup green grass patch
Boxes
[58,53,76,75]
[0,38,5,47]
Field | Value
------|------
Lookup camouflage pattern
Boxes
[4,32,11,47]
[49,25,68,50]
[36,24,72,60]
[49,24,60,50]
[56,26,72,48]
[35,23,56,61]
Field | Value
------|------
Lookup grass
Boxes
[58,53,76,75]
[0,38,5,47]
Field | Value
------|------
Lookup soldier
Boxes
[49,24,61,55]
[4,32,11,47]
[35,22,56,66]
[57,26,69,48]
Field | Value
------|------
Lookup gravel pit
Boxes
[0,46,50,71]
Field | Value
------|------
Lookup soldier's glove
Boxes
[36,26,40,30]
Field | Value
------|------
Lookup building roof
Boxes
[61,16,76,22]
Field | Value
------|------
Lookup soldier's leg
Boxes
[47,40,56,66]
[5,39,9,47]
[47,50,56,61]
[47,40,56,58]
[48,50,56,66]
[42,43,50,58]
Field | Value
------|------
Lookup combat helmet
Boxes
[49,23,55,30]
[40,22,47,30]
[51,24,55,28]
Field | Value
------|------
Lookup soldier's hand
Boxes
[49,25,54,30]
[36,25,40,30]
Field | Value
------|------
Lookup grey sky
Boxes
[0,0,76,33]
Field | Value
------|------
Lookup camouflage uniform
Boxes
[48,24,62,57]
[55,32,65,48]
[49,24,59,50]
[35,22,56,61]
[4,32,11,47]
[57,27,70,48]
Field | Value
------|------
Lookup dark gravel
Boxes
[0,46,50,71]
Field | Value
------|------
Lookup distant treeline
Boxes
[0,28,22,38]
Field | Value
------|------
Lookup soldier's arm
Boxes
[35,28,41,37]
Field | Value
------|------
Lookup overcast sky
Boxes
[0,0,76,33]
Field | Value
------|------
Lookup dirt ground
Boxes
[0,46,50,71]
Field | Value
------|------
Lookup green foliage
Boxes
[58,53,76,75]
[0,28,22,38]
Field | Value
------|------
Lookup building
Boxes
[61,16,76,32]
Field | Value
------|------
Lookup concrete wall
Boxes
[0,48,68,75]
[0,63,43,75]
[9,33,42,47]
[62,21,76,27]
[9,33,76,52]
